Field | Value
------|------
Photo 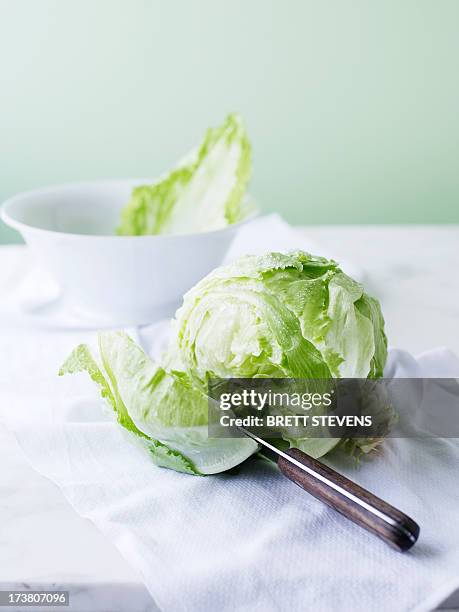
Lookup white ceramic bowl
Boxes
[1,180,253,325]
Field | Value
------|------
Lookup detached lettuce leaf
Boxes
[59,332,257,475]
[59,342,199,474]
[117,113,252,236]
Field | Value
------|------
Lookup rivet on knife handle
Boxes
[277,447,420,551]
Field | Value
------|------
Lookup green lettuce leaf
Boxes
[117,113,252,236]
[59,342,199,474]
[59,333,257,475]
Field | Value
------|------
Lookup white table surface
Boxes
[1,225,458,611]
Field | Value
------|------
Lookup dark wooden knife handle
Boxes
[278,448,419,551]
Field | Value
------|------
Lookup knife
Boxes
[239,426,420,552]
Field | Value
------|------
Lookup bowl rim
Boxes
[1,178,258,241]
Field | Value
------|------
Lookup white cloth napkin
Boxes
[1,216,459,612]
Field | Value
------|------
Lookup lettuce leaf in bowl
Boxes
[117,113,253,236]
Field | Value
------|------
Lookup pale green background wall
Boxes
[1,0,458,244]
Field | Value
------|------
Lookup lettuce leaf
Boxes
[59,333,257,475]
[117,113,252,236]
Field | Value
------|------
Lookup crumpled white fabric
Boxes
[1,215,459,612]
